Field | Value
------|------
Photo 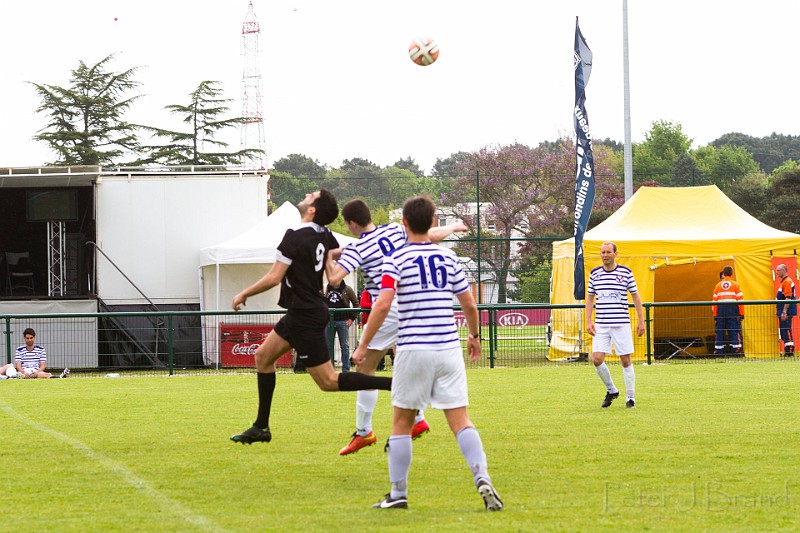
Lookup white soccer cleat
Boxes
[478,481,504,511]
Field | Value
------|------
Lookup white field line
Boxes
[0,400,228,533]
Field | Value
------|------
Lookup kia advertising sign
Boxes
[453,309,550,328]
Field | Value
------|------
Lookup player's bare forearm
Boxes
[243,275,275,297]
[328,247,344,260]
[359,290,392,348]
[232,262,287,310]
[429,221,468,243]
[326,262,347,287]
[585,294,596,334]
[457,293,479,334]
[632,292,645,335]
[457,291,482,361]
[467,338,481,362]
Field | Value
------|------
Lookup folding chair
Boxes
[5,252,35,295]
[665,337,700,359]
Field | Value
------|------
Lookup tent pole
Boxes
[216,263,221,312]
[216,263,221,370]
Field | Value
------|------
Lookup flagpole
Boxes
[622,0,633,201]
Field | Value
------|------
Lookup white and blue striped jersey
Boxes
[337,222,407,302]
[16,345,47,369]
[381,242,470,351]
[587,264,639,325]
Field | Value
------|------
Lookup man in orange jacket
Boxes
[712,265,744,356]
[775,263,796,357]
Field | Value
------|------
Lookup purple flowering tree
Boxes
[442,138,622,303]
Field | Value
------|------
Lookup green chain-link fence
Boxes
[2,300,796,377]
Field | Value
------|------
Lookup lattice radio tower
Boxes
[240,1,266,168]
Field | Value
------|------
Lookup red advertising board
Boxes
[219,323,292,367]
[453,308,551,327]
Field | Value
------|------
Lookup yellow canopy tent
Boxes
[550,186,800,360]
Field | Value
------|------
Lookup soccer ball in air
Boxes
[409,37,439,66]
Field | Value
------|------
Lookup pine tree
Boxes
[139,80,263,166]
[30,54,142,165]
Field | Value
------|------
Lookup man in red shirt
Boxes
[359,289,372,326]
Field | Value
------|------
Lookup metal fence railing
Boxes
[1,300,796,377]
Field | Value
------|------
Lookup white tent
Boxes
[198,201,359,366]
[200,201,300,268]
[199,200,359,310]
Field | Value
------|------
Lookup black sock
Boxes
[338,372,392,391]
[254,372,276,429]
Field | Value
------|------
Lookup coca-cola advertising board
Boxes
[220,323,292,367]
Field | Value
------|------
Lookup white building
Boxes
[0,165,268,368]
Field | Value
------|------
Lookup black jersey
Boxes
[276,222,340,310]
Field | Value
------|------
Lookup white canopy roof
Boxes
[199,201,357,266]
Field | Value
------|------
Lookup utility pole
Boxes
[622,0,633,201]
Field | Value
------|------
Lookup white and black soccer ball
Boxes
[409,37,439,66]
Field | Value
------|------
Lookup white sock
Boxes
[623,365,635,400]
[356,389,379,436]
[414,410,425,425]
[595,362,618,393]
[387,435,412,498]
[456,426,489,487]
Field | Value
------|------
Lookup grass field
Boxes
[1,362,799,532]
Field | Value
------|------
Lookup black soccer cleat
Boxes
[626,399,636,409]
[231,425,272,444]
[601,391,620,408]
[372,493,408,509]
[478,481,504,511]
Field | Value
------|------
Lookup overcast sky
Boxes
[1,0,797,173]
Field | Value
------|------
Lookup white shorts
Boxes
[363,303,399,351]
[592,324,635,356]
[391,346,469,411]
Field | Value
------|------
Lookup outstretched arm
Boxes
[232,261,289,311]
[428,221,468,243]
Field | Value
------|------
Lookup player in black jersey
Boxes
[230,190,392,444]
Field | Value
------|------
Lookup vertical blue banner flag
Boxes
[573,17,596,300]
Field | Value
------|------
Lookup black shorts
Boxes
[274,307,330,368]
